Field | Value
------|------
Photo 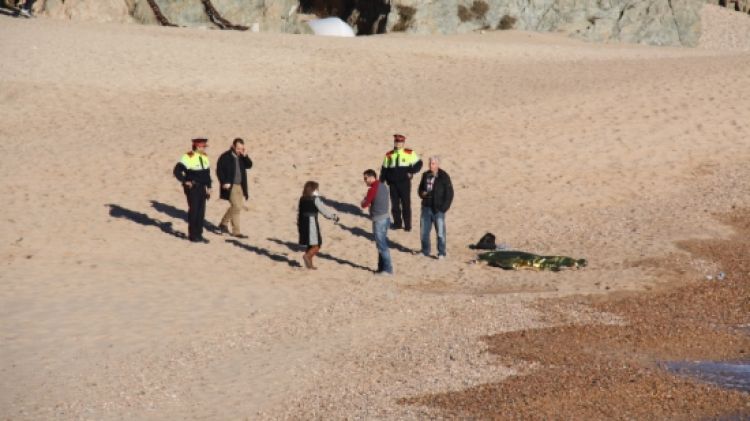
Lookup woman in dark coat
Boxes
[297,181,338,269]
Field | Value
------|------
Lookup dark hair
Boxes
[233,138,245,147]
[363,169,377,178]
[302,181,319,198]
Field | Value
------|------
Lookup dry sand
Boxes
[1,6,750,419]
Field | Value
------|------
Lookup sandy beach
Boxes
[1,5,749,419]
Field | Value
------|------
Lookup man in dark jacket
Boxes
[417,156,453,259]
[216,138,253,238]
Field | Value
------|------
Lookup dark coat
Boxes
[418,168,454,213]
[298,197,322,246]
[216,149,253,200]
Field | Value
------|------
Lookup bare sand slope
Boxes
[0,15,749,419]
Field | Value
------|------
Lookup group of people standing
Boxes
[359,134,454,275]
[173,134,454,276]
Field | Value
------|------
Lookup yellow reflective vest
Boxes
[174,151,212,187]
[380,148,423,183]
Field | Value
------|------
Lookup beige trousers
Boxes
[221,185,244,234]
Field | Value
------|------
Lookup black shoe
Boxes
[219,225,230,235]
[390,224,402,230]
[190,237,209,244]
[404,228,411,232]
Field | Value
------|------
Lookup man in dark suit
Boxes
[216,138,253,238]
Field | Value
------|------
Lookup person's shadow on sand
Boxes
[225,239,302,268]
[267,238,372,272]
[150,200,221,234]
[335,222,414,254]
[320,197,368,219]
[107,204,186,239]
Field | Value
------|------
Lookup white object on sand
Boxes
[307,17,355,37]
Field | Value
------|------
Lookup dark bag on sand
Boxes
[470,232,496,250]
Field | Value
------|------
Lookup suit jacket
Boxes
[216,149,253,200]
[417,168,454,213]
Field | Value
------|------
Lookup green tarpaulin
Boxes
[477,251,587,271]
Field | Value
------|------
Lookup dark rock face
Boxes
[712,0,749,12]
[299,0,391,34]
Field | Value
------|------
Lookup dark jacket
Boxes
[216,149,253,200]
[418,169,454,213]
[298,197,321,246]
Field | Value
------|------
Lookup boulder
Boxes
[42,0,134,23]
[387,0,705,46]
[131,0,310,33]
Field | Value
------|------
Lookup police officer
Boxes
[173,137,213,243]
[379,134,422,231]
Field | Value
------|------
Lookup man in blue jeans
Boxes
[417,156,454,259]
[361,169,393,275]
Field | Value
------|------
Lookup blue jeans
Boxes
[420,207,446,257]
[372,218,393,273]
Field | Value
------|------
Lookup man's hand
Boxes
[206,187,212,199]
[222,183,231,190]
[184,181,193,188]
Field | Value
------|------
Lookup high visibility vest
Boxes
[382,148,419,168]
[180,151,210,170]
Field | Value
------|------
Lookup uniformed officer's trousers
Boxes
[185,183,207,241]
[388,180,412,230]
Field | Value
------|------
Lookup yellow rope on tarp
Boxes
[477,250,587,271]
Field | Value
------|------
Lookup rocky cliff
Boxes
[386,0,705,46]
[6,0,749,47]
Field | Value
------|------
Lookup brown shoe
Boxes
[232,233,248,239]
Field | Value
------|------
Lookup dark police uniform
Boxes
[173,140,212,242]
[379,135,422,231]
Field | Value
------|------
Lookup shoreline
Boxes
[401,209,750,418]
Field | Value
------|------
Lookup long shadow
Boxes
[225,239,302,268]
[320,197,367,219]
[336,222,415,254]
[107,204,186,240]
[150,199,221,233]
[267,238,372,272]
[0,8,19,17]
